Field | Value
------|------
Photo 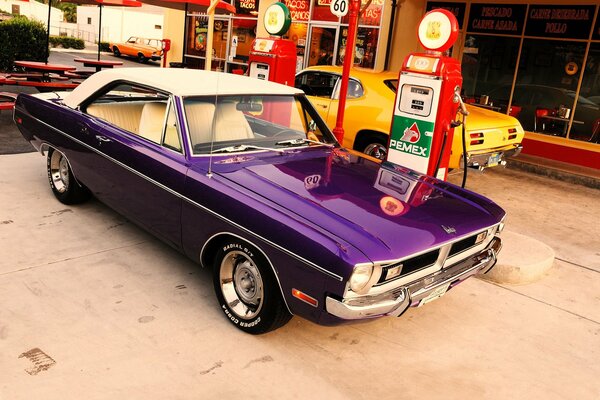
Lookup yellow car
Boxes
[110,37,163,63]
[295,66,524,169]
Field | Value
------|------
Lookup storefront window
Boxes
[307,26,336,67]
[186,15,209,63]
[461,35,519,106]
[509,39,586,137]
[286,22,308,72]
[227,18,257,74]
[572,43,600,144]
[335,26,378,69]
[341,0,384,26]
[185,12,257,73]
[311,0,338,22]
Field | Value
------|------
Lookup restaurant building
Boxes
[163,0,600,170]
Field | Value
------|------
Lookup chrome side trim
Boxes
[200,232,293,314]
[28,113,343,281]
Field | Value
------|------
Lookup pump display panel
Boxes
[398,84,434,117]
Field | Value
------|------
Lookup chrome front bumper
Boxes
[468,145,523,169]
[326,237,502,320]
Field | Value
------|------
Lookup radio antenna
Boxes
[207,70,219,178]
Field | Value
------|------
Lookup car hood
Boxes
[211,149,504,262]
[464,104,521,131]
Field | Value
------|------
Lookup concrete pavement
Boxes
[0,152,599,399]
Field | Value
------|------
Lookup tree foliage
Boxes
[0,16,47,71]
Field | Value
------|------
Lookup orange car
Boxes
[110,37,163,63]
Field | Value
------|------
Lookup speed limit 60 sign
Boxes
[330,0,348,17]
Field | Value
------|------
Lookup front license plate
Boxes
[487,153,501,167]
[418,283,451,307]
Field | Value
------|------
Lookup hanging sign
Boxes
[525,5,595,39]
[425,1,466,29]
[330,0,348,17]
[467,4,526,35]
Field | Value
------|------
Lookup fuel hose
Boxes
[461,113,468,188]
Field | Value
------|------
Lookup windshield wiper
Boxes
[211,144,283,154]
[275,138,334,147]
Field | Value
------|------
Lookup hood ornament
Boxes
[441,225,457,234]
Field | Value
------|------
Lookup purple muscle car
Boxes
[14,68,505,334]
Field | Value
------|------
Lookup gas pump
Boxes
[161,39,171,68]
[248,2,296,86]
[386,9,462,181]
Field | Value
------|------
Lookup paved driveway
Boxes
[0,152,599,399]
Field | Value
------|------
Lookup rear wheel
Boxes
[213,238,291,334]
[47,148,90,204]
[355,132,388,160]
[363,142,387,160]
[113,46,120,57]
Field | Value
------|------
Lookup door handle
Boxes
[317,104,328,109]
[95,135,111,143]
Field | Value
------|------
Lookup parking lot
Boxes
[0,148,598,399]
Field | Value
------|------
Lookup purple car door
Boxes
[77,91,187,249]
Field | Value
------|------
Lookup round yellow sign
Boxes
[565,62,578,76]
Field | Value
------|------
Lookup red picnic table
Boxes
[12,61,80,92]
[14,61,76,76]
[74,57,123,72]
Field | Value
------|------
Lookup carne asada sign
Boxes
[467,4,526,35]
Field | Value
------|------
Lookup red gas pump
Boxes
[386,9,462,181]
[161,38,171,68]
[247,2,296,86]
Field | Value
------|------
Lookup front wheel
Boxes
[213,239,291,334]
[47,148,90,204]
[137,53,147,63]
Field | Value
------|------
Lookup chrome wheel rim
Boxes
[220,251,263,320]
[364,143,387,160]
[50,151,69,193]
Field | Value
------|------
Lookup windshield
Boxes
[184,95,337,155]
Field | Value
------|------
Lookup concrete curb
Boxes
[507,158,600,190]
[50,47,105,55]
[478,230,555,285]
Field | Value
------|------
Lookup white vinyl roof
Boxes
[63,68,302,108]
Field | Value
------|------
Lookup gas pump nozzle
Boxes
[452,87,470,188]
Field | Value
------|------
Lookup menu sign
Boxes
[525,5,596,39]
[284,0,310,22]
[467,4,526,35]
[426,2,466,29]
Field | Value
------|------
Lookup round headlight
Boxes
[349,264,374,293]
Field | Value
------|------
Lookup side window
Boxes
[84,83,183,151]
[333,79,364,100]
[295,72,338,98]
[163,100,182,152]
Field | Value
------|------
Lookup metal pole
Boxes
[332,0,359,144]
[97,4,103,61]
[182,2,188,64]
[46,0,51,63]
[205,0,218,71]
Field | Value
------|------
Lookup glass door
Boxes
[306,25,338,68]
